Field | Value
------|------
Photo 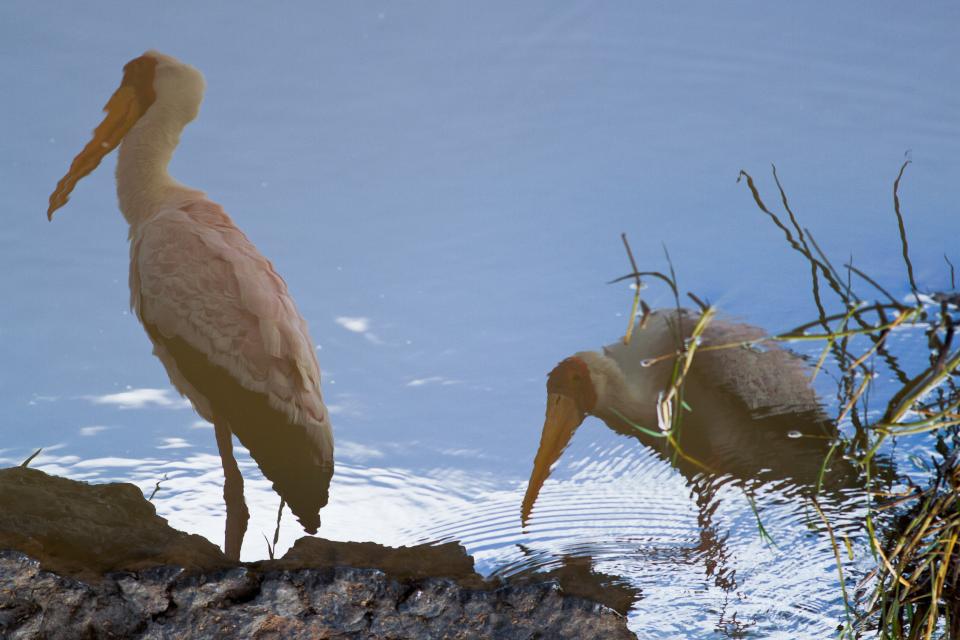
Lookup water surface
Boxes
[2,3,959,637]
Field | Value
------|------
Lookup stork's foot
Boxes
[215,421,249,561]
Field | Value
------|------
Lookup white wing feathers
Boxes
[129,199,329,435]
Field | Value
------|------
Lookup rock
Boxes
[0,467,637,639]
[0,467,229,580]
[0,551,635,639]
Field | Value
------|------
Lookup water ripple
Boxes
[10,430,874,638]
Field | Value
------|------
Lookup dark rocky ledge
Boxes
[0,467,636,639]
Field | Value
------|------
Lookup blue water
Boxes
[2,3,959,637]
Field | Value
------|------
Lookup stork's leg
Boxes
[691,476,736,592]
[214,421,249,561]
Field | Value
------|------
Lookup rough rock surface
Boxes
[0,551,634,639]
[0,467,229,579]
[0,467,636,639]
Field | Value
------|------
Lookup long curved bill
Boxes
[47,55,157,220]
[521,393,585,526]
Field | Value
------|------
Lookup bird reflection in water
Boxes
[522,308,882,588]
[47,51,334,560]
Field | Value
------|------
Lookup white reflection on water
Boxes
[87,388,191,410]
[334,316,371,333]
[157,438,192,449]
[334,316,383,344]
[336,441,385,462]
[407,376,461,387]
[78,425,110,436]
[3,446,482,557]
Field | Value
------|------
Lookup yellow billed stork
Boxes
[47,51,334,560]
[521,309,850,525]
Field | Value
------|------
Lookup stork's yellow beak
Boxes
[521,393,586,526]
[47,54,157,220]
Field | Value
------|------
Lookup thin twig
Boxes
[147,474,169,501]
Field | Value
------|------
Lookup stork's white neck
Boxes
[577,350,663,430]
[596,364,660,429]
[115,104,201,227]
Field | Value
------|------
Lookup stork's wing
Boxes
[610,309,820,414]
[696,316,820,415]
[130,198,333,530]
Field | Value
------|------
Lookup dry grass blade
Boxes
[892,159,919,302]
[619,233,643,345]
[687,291,709,313]
[656,307,714,431]
[19,448,42,468]
[884,348,960,425]
[878,476,959,639]
[811,497,853,634]
[843,309,911,374]
[264,498,285,560]
[837,371,873,426]
[845,262,905,309]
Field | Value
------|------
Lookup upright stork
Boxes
[47,51,334,560]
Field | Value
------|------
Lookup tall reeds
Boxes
[615,162,959,638]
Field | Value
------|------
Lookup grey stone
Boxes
[0,552,636,639]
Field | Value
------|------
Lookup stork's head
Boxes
[47,51,206,219]
[521,355,599,525]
